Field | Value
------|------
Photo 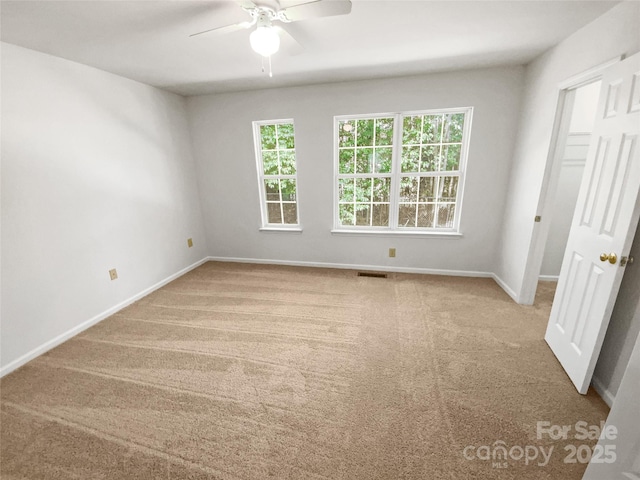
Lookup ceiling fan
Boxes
[190,0,352,60]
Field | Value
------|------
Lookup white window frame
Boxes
[253,119,302,232]
[332,107,473,236]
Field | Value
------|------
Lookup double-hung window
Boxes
[335,108,472,233]
[253,120,300,230]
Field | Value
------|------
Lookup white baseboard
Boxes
[491,273,519,303]
[209,256,529,304]
[0,256,518,378]
[539,275,559,282]
[208,257,523,304]
[206,256,493,278]
[591,375,615,407]
[0,257,209,378]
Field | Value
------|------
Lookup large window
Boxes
[253,120,300,229]
[335,108,472,233]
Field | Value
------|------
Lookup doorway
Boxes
[518,56,621,307]
[538,81,601,287]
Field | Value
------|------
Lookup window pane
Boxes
[403,116,421,144]
[280,179,297,201]
[264,180,280,201]
[339,178,355,202]
[399,177,418,203]
[441,144,461,171]
[283,203,298,224]
[355,178,372,202]
[418,177,437,202]
[267,203,282,223]
[372,204,390,227]
[339,149,355,174]
[420,145,440,172]
[422,115,443,144]
[355,204,371,226]
[356,119,374,146]
[336,109,469,232]
[279,151,296,175]
[417,204,435,228]
[401,146,419,173]
[375,117,394,146]
[356,148,373,174]
[339,204,355,226]
[373,177,391,202]
[437,204,456,228]
[260,124,277,150]
[256,120,300,228]
[374,147,392,173]
[339,120,355,147]
[443,113,465,143]
[263,151,278,175]
[277,123,295,149]
[439,176,458,202]
[398,204,417,227]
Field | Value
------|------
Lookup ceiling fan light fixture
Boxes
[250,24,280,57]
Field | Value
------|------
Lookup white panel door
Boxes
[545,52,640,394]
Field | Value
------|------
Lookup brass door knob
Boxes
[600,253,618,264]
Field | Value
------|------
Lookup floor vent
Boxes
[357,272,388,279]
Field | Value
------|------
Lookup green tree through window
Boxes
[254,120,300,227]
[338,117,394,227]
[335,108,472,232]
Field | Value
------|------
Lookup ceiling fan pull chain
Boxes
[269,55,273,78]
[261,55,265,74]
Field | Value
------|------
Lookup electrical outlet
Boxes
[389,248,396,258]
[109,268,118,281]
[187,238,193,248]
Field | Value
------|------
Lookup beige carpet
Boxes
[1,262,609,479]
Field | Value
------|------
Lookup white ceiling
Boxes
[1,0,619,96]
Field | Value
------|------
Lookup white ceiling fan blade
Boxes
[280,0,351,22]
[235,0,258,10]
[189,20,253,38]
[274,25,304,55]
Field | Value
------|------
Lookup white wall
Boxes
[187,66,524,274]
[568,81,601,133]
[0,43,207,373]
[494,1,640,302]
[539,135,589,278]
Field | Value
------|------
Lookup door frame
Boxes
[518,56,622,305]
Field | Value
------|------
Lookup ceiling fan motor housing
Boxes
[254,9,275,27]
[248,6,291,25]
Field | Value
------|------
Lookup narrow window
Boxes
[253,120,300,229]
[398,111,467,229]
[337,116,394,227]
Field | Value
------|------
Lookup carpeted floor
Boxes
[1,262,609,479]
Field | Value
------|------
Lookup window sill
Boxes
[330,229,463,238]
[259,227,303,234]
